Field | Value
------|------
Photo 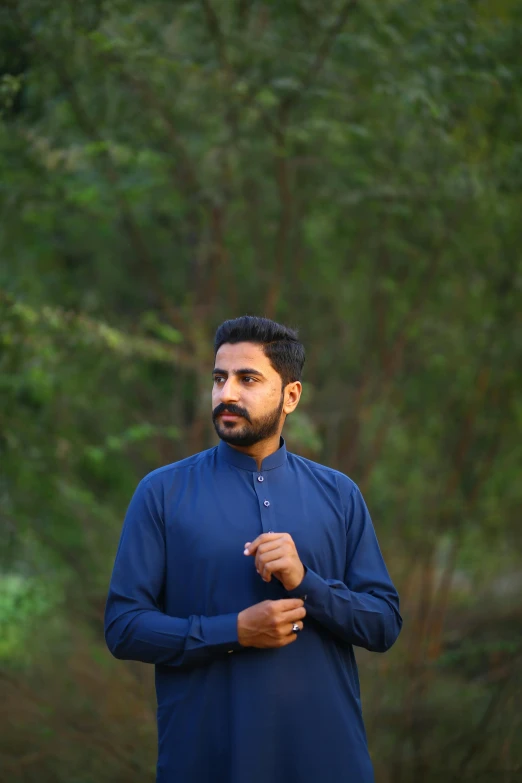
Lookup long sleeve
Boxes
[104,478,242,667]
[287,481,402,652]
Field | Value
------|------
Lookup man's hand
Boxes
[237,599,305,648]
[244,533,305,591]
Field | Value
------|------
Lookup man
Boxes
[105,315,402,783]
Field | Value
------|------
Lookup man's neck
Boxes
[228,432,283,471]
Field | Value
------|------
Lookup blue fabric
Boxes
[105,439,402,783]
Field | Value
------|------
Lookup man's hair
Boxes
[214,316,305,387]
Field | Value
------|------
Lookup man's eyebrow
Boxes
[212,367,266,379]
[236,368,266,378]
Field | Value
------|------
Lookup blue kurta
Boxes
[104,439,402,783]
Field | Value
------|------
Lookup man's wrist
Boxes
[237,610,251,648]
[285,564,306,591]
[285,564,312,599]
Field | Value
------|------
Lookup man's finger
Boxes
[256,539,288,556]
[255,543,286,571]
[256,546,286,568]
[259,555,289,581]
[273,599,304,612]
[276,620,304,646]
[274,606,306,623]
[286,607,306,622]
[285,620,304,635]
[244,533,283,555]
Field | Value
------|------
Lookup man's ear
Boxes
[283,381,302,415]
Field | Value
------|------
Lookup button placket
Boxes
[252,473,274,533]
[253,471,273,533]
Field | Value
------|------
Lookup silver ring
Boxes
[292,623,300,634]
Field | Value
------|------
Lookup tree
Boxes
[1,1,521,780]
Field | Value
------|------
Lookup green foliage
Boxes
[1,0,521,780]
[0,574,62,663]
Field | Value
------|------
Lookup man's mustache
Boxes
[212,403,251,423]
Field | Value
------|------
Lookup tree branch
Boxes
[201,0,231,74]
[280,0,358,118]
[264,150,292,317]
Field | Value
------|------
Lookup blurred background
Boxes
[1,1,521,781]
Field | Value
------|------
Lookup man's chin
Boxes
[214,424,259,448]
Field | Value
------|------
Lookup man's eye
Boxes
[243,377,255,383]
[213,376,225,384]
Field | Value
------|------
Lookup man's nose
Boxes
[219,378,240,403]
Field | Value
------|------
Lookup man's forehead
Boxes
[214,342,271,370]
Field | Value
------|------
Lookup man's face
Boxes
[212,342,285,447]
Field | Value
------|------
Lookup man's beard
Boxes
[212,395,284,447]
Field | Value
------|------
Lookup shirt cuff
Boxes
[285,566,331,605]
[200,613,242,653]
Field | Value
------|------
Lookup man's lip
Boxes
[219,413,241,420]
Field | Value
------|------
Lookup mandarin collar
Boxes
[217,438,287,472]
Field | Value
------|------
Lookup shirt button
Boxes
[257,475,264,482]
[263,500,270,507]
